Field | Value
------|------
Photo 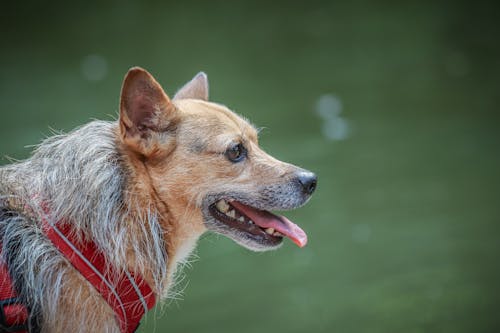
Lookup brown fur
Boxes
[0,67,316,332]
[117,68,303,278]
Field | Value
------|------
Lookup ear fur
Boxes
[173,72,209,101]
[119,67,178,156]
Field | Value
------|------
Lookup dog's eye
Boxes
[225,143,247,163]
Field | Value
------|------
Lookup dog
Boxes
[0,67,317,333]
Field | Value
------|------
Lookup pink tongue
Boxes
[231,201,308,248]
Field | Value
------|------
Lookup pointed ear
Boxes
[173,72,209,101]
[119,67,178,155]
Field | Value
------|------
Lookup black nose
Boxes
[297,171,317,195]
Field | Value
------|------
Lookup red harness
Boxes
[0,259,28,332]
[0,215,156,333]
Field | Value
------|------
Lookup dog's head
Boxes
[119,68,316,252]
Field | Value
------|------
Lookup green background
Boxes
[1,1,499,332]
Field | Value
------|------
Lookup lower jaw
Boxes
[205,210,283,250]
[210,221,283,247]
[230,234,283,251]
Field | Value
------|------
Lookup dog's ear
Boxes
[119,67,178,156]
[173,72,209,101]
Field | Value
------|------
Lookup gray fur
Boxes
[0,121,168,332]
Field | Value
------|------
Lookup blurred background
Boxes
[1,1,499,332]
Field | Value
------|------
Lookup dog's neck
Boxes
[0,121,207,331]
[121,144,206,296]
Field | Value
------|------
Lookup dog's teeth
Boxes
[249,220,254,224]
[238,216,245,222]
[226,210,236,218]
[216,200,229,213]
[265,228,275,235]
[273,231,284,237]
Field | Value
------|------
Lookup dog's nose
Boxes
[297,171,317,195]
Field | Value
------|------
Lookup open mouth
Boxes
[208,199,307,248]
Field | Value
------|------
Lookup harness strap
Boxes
[0,250,28,333]
[0,201,157,333]
[41,218,156,333]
